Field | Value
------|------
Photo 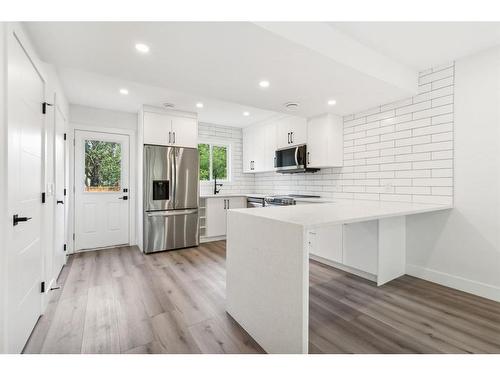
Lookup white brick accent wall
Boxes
[198,123,255,196]
[253,63,454,205]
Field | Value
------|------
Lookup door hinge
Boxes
[63,244,67,252]
[42,102,53,114]
[64,188,67,196]
[64,133,67,140]
[41,192,46,203]
[40,281,45,293]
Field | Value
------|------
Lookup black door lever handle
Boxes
[13,214,32,226]
[57,200,64,204]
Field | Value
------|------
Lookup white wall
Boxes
[70,104,137,130]
[406,47,500,302]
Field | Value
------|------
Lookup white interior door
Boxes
[75,130,130,250]
[6,31,44,353]
[54,105,67,272]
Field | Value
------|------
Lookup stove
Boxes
[264,195,297,206]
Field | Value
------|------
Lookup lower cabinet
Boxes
[308,225,343,263]
[308,220,378,276]
[205,197,247,238]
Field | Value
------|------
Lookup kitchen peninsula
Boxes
[226,199,452,354]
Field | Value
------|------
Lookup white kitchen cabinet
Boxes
[243,127,256,173]
[205,196,247,238]
[243,122,276,173]
[306,113,343,168]
[276,116,307,149]
[308,225,343,263]
[343,221,378,275]
[171,116,198,148]
[206,197,226,237]
[143,109,198,148]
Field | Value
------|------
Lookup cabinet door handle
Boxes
[173,132,176,144]
[307,151,310,165]
[287,132,290,144]
[290,132,294,144]
[168,131,171,143]
[227,200,230,209]
[224,199,227,209]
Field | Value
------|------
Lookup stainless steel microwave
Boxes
[274,144,319,173]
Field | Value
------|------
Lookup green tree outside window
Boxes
[198,143,229,181]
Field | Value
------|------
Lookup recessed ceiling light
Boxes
[327,99,337,106]
[119,88,129,95]
[243,111,250,117]
[259,80,270,88]
[135,43,150,53]
[196,102,204,109]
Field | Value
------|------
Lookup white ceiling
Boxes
[330,22,500,70]
[24,22,500,126]
[56,68,279,127]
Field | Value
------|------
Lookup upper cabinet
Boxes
[276,116,307,149]
[243,122,276,173]
[306,114,343,168]
[142,107,198,148]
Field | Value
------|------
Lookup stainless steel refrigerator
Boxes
[143,145,199,253]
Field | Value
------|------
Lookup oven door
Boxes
[275,145,306,172]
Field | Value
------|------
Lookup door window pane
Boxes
[84,140,121,192]
[198,143,210,181]
[212,145,227,179]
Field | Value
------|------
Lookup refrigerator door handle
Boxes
[146,209,198,217]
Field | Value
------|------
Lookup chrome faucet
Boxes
[214,174,223,195]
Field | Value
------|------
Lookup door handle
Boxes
[13,214,32,226]
[169,131,172,143]
[118,196,129,200]
[146,209,198,217]
[290,132,294,144]
[307,151,310,165]
[57,200,64,204]
[173,132,176,144]
[287,132,290,144]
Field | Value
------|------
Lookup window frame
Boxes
[198,139,231,183]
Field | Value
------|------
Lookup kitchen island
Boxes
[226,199,452,354]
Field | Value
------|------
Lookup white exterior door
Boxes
[6,31,44,353]
[74,130,130,250]
[54,105,67,272]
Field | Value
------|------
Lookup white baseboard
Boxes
[200,235,226,243]
[406,264,500,303]
[309,254,377,283]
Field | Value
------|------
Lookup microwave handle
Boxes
[294,147,299,166]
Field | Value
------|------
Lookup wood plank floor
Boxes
[23,241,500,354]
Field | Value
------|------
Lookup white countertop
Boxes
[229,199,452,228]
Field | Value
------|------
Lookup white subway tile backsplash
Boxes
[253,63,454,204]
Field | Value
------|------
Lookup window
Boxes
[84,140,122,192]
[198,142,230,181]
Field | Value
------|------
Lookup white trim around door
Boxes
[71,126,136,252]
